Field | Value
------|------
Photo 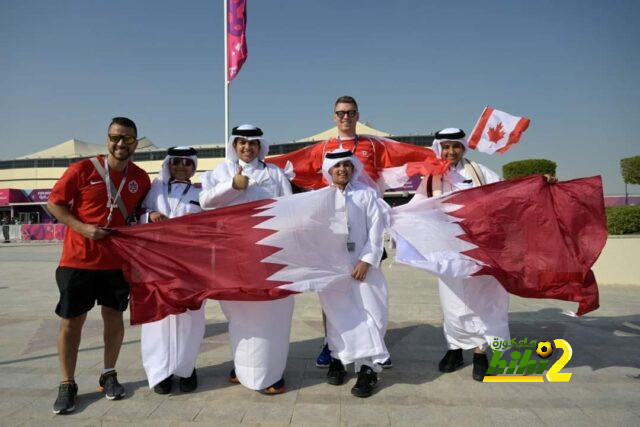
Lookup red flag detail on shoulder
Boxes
[468,106,530,154]
[392,175,607,315]
[267,135,448,191]
[227,0,247,81]
[109,188,352,324]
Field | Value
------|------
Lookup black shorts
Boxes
[55,267,130,318]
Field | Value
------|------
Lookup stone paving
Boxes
[0,243,639,426]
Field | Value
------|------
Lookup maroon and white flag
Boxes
[468,106,530,154]
[110,188,352,325]
[391,175,607,316]
[227,0,248,81]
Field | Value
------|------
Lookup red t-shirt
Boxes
[49,155,150,270]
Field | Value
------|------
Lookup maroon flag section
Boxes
[447,175,606,315]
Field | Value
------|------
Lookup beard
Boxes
[109,145,133,161]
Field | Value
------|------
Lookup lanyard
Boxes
[103,156,128,227]
[165,181,191,218]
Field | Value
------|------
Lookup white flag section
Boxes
[257,187,355,293]
[390,193,483,278]
[467,106,530,154]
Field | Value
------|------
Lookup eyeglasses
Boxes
[334,110,357,119]
[108,134,137,145]
[169,157,195,167]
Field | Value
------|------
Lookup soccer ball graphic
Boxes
[536,341,553,359]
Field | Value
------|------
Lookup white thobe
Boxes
[199,158,294,390]
[318,184,390,372]
[418,160,510,350]
[140,180,206,387]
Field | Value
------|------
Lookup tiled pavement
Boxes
[0,243,638,426]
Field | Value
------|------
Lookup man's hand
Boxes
[78,223,111,240]
[232,165,249,190]
[351,261,370,281]
[149,211,169,222]
[543,174,558,185]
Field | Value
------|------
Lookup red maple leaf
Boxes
[487,122,505,143]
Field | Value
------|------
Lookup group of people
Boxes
[47,96,536,415]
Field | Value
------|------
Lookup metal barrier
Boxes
[2,224,66,242]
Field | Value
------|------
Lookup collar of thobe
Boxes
[238,158,261,173]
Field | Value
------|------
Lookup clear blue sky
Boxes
[2,0,639,194]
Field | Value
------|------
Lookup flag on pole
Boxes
[392,175,607,316]
[110,188,353,325]
[227,0,248,81]
[467,106,530,154]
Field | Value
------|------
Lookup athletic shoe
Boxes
[326,357,346,386]
[315,343,331,368]
[259,378,286,395]
[351,366,378,398]
[438,349,463,373]
[153,376,173,395]
[98,371,125,400]
[52,382,77,414]
[179,369,198,393]
[472,353,489,382]
[228,368,240,384]
[380,358,393,369]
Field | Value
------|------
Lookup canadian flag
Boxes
[391,175,607,316]
[109,187,353,325]
[467,106,530,154]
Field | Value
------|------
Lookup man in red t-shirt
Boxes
[47,117,151,414]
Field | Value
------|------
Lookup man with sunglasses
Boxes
[47,117,150,414]
[138,147,204,395]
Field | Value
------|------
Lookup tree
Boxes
[502,159,556,180]
[621,156,640,205]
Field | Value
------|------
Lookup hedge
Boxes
[502,159,557,180]
[606,205,640,235]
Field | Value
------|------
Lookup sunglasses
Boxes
[334,110,357,119]
[169,157,195,167]
[108,134,137,145]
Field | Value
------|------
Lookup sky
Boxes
[1,0,639,195]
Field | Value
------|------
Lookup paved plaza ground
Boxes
[0,242,638,426]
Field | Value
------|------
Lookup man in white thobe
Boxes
[319,148,390,398]
[414,128,510,381]
[140,147,204,393]
[199,124,293,394]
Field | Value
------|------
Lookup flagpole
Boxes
[223,0,229,150]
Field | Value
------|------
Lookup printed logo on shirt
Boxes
[128,180,139,194]
[360,150,369,156]
[89,180,103,185]
[483,338,573,383]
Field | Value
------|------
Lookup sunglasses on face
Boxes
[169,157,195,167]
[108,134,137,145]
[334,110,357,119]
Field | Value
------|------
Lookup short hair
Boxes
[334,95,358,111]
[109,117,137,136]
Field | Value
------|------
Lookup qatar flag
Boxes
[391,175,607,316]
[468,106,530,154]
[110,187,353,325]
[227,0,247,81]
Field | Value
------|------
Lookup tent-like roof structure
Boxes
[296,122,390,142]
[18,137,158,159]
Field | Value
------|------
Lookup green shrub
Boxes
[606,205,640,235]
[502,159,557,180]
[620,156,640,185]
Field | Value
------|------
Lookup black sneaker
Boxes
[98,371,125,400]
[380,358,393,369]
[179,369,198,393]
[472,353,489,382]
[153,375,173,395]
[351,366,378,398]
[438,349,463,373]
[52,381,78,414]
[326,357,346,385]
